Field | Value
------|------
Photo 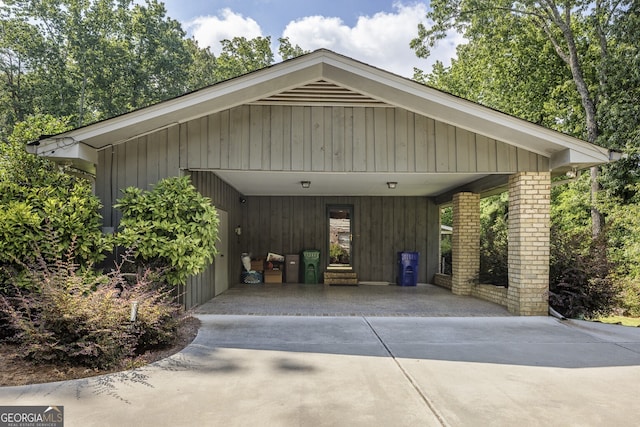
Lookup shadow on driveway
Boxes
[191,315,640,369]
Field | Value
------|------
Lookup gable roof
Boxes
[35,49,612,175]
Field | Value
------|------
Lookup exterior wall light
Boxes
[387,182,397,189]
[301,181,311,188]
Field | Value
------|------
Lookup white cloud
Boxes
[281,3,463,77]
[185,3,463,78]
[186,8,263,56]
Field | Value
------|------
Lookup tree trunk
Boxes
[590,166,604,237]
[549,4,603,236]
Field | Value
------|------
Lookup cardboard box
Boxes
[264,270,282,283]
[251,260,264,271]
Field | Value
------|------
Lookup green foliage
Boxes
[278,37,309,60]
[114,176,219,286]
[479,194,508,286]
[549,228,619,318]
[414,1,593,136]
[439,207,453,273]
[0,2,314,138]
[551,173,592,241]
[0,0,219,131]
[440,206,452,227]
[215,36,274,80]
[597,186,640,316]
[329,244,348,263]
[1,251,182,369]
[0,183,106,264]
[0,114,72,184]
[0,115,108,273]
[618,279,640,317]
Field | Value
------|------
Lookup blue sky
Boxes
[159,0,463,77]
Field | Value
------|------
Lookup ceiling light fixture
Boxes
[301,181,311,188]
[387,182,397,189]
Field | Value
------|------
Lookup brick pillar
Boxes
[451,192,480,295]
[507,172,550,315]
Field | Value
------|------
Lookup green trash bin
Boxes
[302,250,320,284]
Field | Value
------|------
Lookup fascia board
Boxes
[550,148,610,170]
[34,138,98,165]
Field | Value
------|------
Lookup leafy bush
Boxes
[0,114,109,278]
[1,251,182,369]
[618,278,640,317]
[329,243,348,263]
[549,228,619,318]
[0,181,108,268]
[114,176,219,286]
[598,186,640,317]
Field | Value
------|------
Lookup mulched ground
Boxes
[0,316,200,387]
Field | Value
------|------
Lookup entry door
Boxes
[328,205,353,269]
[215,209,229,296]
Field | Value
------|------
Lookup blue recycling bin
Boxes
[397,252,419,286]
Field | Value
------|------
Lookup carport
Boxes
[34,49,615,314]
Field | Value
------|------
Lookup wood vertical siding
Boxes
[96,126,181,228]
[179,105,549,174]
[186,171,243,310]
[240,195,439,284]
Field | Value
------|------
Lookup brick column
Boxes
[507,172,550,315]
[451,192,480,295]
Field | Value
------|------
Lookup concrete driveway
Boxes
[1,315,640,426]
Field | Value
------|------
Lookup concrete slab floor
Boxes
[195,283,512,317]
[2,316,640,427]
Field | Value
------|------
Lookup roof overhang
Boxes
[34,49,615,194]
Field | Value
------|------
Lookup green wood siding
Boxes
[239,195,439,284]
[179,105,548,174]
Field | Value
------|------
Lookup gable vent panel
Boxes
[250,80,390,107]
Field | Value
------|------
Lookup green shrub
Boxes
[114,176,219,286]
[0,114,109,276]
[0,181,108,268]
[549,228,619,318]
[1,251,182,369]
[618,278,640,317]
[120,268,180,352]
[595,185,640,317]
[329,243,348,263]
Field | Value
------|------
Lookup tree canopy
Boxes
[0,0,306,138]
[412,0,639,189]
